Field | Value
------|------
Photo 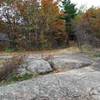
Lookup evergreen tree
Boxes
[61,0,77,46]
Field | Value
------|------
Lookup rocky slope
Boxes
[0,53,100,100]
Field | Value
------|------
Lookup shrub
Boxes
[6,73,34,82]
[0,55,25,81]
[4,48,15,52]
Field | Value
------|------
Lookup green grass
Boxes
[5,48,15,53]
[0,72,38,86]
[7,73,33,81]
[94,53,100,57]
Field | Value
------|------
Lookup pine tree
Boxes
[61,0,77,46]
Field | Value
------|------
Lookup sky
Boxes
[71,0,100,9]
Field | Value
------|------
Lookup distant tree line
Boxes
[0,0,100,50]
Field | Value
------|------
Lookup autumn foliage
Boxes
[0,0,67,50]
[0,0,100,50]
[83,8,100,38]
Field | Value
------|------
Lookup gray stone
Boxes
[16,57,53,75]
[0,53,99,100]
[48,53,93,71]
[26,59,53,74]
[92,58,100,71]
[0,67,100,100]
